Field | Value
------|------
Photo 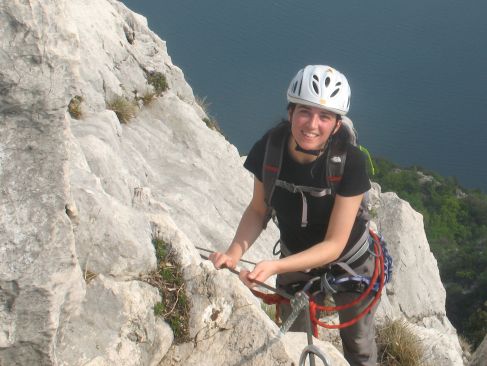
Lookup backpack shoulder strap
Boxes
[262,122,289,227]
[325,116,361,193]
[325,144,347,195]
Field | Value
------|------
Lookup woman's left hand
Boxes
[239,260,280,288]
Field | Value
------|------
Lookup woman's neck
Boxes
[287,138,323,164]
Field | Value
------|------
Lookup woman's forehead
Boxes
[295,104,335,115]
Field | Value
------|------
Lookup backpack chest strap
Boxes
[275,179,332,227]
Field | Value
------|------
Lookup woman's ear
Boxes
[287,103,296,122]
[332,119,342,135]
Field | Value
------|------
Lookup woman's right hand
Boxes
[208,251,238,270]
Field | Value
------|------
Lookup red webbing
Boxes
[251,289,289,305]
[250,230,386,335]
[309,231,385,334]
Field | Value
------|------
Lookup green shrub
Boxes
[372,156,487,347]
[147,71,168,95]
[106,96,137,123]
[143,238,190,343]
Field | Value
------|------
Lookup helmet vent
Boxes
[298,78,303,95]
[330,88,340,98]
[325,77,330,87]
[336,82,342,86]
[292,81,298,93]
[312,74,319,82]
[312,81,319,94]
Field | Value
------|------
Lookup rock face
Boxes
[470,335,487,366]
[369,184,464,365]
[0,0,466,365]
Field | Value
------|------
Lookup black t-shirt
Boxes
[244,126,371,255]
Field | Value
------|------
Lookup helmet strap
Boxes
[294,142,323,156]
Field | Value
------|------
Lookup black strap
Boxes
[262,122,289,228]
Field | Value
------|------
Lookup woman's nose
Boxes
[309,112,320,127]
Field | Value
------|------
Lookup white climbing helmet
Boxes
[287,65,351,115]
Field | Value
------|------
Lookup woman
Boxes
[210,65,377,366]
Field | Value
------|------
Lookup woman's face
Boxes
[289,104,340,152]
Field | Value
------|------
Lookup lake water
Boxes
[122,0,487,192]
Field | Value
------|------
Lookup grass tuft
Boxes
[140,89,157,106]
[194,95,223,133]
[377,319,426,366]
[143,238,190,343]
[106,96,137,123]
[83,269,98,284]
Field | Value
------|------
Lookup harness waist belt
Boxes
[279,224,371,272]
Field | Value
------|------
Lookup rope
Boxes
[197,231,386,334]
[242,231,386,335]
[309,232,385,334]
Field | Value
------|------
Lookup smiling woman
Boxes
[209,64,384,366]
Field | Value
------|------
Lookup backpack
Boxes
[261,116,373,229]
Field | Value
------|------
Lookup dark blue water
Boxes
[122,0,487,192]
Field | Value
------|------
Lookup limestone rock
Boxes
[158,258,349,366]
[470,334,487,366]
[56,275,172,366]
[370,183,464,365]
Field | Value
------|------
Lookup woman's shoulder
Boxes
[244,122,289,180]
[344,142,367,162]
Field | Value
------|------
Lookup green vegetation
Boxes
[261,302,278,324]
[195,95,224,135]
[373,157,487,348]
[147,71,168,96]
[106,95,137,123]
[202,117,223,133]
[144,238,190,343]
[68,95,84,119]
[377,319,426,366]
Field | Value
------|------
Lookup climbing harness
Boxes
[197,234,392,366]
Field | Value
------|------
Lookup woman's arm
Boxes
[209,176,268,270]
[243,193,364,286]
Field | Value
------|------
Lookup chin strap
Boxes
[294,142,322,156]
[294,135,333,157]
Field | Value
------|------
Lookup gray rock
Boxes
[370,183,464,365]
[56,275,171,366]
[470,335,487,366]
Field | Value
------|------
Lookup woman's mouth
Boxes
[301,130,319,139]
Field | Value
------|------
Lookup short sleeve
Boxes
[336,144,371,196]
[243,133,268,182]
